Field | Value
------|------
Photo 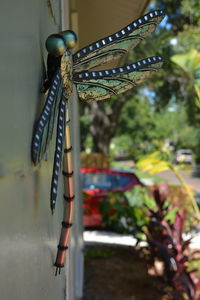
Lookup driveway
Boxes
[84,230,200,249]
[157,166,200,193]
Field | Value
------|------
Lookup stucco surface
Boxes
[0,1,83,299]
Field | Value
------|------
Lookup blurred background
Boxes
[1,0,200,300]
[76,0,200,166]
[76,1,200,299]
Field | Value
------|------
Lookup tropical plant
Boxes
[100,183,200,299]
[171,49,200,105]
[144,184,200,300]
[136,149,200,221]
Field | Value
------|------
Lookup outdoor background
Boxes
[0,0,200,300]
[81,0,200,299]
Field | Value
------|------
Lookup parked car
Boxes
[174,149,193,164]
[81,168,142,227]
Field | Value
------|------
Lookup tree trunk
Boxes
[88,90,133,154]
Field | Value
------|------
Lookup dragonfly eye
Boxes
[60,30,77,49]
[45,34,66,57]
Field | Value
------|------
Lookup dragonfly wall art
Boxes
[31,9,165,275]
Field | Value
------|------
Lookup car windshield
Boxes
[82,172,133,190]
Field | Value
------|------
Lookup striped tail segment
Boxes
[54,94,75,275]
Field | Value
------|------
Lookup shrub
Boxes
[100,184,200,299]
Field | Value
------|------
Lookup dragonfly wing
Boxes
[44,86,60,152]
[74,56,163,102]
[50,93,66,212]
[72,10,165,73]
[31,70,61,165]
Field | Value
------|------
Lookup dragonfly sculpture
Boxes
[31,9,165,275]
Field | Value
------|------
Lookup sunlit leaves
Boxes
[136,151,171,175]
[171,49,200,77]
[171,49,200,103]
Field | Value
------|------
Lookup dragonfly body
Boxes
[61,50,73,97]
[31,10,165,275]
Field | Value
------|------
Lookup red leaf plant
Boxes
[143,184,200,299]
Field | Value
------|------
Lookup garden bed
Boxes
[83,245,171,300]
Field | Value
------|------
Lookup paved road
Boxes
[117,161,200,192]
[157,167,200,192]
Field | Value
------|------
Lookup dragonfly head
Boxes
[60,30,77,49]
[45,31,77,57]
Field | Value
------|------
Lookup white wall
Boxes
[0,1,83,299]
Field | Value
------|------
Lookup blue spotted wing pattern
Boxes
[74,56,163,102]
[31,10,165,273]
[50,92,66,212]
[32,10,164,211]
[32,70,61,165]
[73,10,164,72]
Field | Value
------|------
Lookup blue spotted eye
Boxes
[45,34,66,57]
[60,30,77,49]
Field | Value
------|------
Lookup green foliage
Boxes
[136,149,200,220]
[164,206,178,223]
[154,108,199,149]
[181,0,200,24]
[117,97,154,139]
[99,185,179,246]
[99,191,137,233]
[136,151,171,175]
[80,0,200,162]
[171,49,200,106]
[132,168,164,184]
[112,96,157,160]
[171,50,200,76]
[99,186,157,237]
[176,27,200,54]
[98,182,200,297]
[188,259,200,277]
[111,104,198,160]
[99,191,130,232]
[110,135,133,157]
[79,103,92,151]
